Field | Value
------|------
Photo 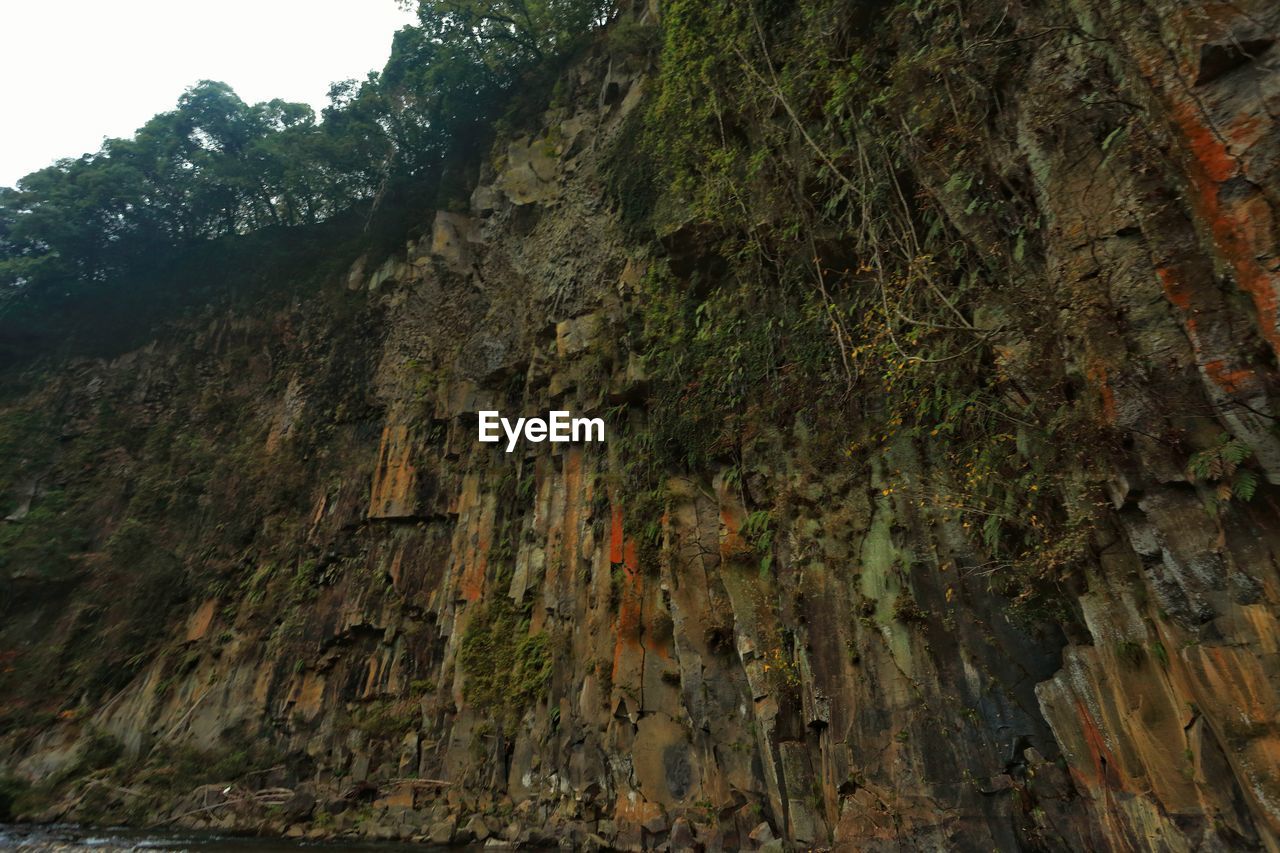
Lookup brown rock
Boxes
[464,813,491,841]
[429,816,457,844]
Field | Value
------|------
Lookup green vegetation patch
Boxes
[458,596,552,729]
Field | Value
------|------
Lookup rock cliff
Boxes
[2,0,1280,850]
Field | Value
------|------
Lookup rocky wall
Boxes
[2,0,1280,850]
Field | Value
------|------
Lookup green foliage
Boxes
[154,734,286,791]
[1116,640,1144,667]
[1,0,611,334]
[288,558,338,600]
[0,489,87,580]
[0,408,52,467]
[606,19,661,58]
[105,519,154,567]
[608,0,1105,616]
[408,0,612,71]
[458,597,552,730]
[1187,434,1252,481]
[1186,433,1258,511]
[645,0,751,210]
[636,260,833,475]
[742,509,775,574]
[601,107,660,238]
[1,82,376,308]
[355,699,420,739]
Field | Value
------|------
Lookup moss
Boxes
[153,736,286,791]
[0,488,87,580]
[458,597,552,730]
[601,107,661,239]
[606,19,661,58]
[606,0,1103,620]
[355,699,419,740]
[1151,641,1169,668]
[1116,640,1144,667]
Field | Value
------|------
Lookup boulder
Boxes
[465,813,491,841]
[748,821,776,845]
[429,816,457,844]
[279,790,316,823]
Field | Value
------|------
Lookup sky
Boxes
[0,0,417,188]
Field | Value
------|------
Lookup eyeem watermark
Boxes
[478,410,605,452]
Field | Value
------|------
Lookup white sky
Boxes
[0,0,417,187]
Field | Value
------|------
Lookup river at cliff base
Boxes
[0,824,463,851]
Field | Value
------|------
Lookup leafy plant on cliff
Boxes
[458,596,552,730]
[1186,433,1258,511]
[601,0,1104,615]
[742,509,776,574]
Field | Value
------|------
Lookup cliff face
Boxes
[2,0,1280,850]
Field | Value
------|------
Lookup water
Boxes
[0,825,452,852]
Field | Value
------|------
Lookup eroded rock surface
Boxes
[2,0,1280,850]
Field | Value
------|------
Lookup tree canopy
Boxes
[0,0,613,323]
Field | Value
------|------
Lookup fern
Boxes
[1220,438,1252,468]
[1187,433,1259,510]
[1234,469,1259,502]
[742,509,775,574]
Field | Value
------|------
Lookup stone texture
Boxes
[1,2,1280,851]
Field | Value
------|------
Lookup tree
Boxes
[407,0,613,73]
[0,0,614,321]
